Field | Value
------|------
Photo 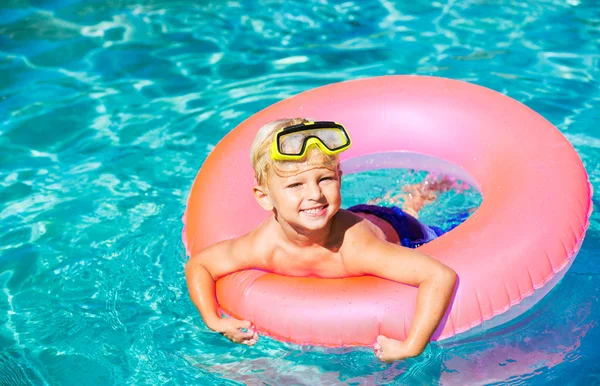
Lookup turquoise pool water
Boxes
[1,1,599,384]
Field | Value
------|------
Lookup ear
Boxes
[253,184,274,211]
[337,164,343,184]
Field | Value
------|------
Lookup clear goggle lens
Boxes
[278,127,350,156]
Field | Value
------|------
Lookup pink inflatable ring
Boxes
[183,76,593,346]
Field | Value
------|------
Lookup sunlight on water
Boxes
[0,0,599,384]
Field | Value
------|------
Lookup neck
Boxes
[275,214,333,248]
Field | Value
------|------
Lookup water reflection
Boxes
[185,274,595,385]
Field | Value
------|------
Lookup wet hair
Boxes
[250,117,339,186]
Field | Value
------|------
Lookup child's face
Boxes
[265,163,342,232]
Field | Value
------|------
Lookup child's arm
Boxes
[342,223,457,362]
[185,237,259,345]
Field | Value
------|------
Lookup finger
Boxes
[378,356,393,363]
[234,323,253,336]
[231,334,251,344]
[225,334,246,344]
[225,329,254,342]
[241,336,257,346]
[375,350,394,363]
[238,329,255,339]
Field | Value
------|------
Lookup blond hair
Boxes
[250,118,339,186]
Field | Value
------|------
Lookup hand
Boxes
[373,335,424,363]
[215,318,259,346]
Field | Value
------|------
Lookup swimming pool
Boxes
[1,0,599,384]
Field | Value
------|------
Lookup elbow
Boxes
[184,256,197,276]
[450,270,458,290]
[185,254,209,281]
[184,260,193,279]
[441,266,457,290]
[184,258,197,284]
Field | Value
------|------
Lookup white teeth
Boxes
[302,207,323,214]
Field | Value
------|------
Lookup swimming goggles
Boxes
[270,121,352,161]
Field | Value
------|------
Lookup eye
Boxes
[320,176,335,182]
[286,182,302,188]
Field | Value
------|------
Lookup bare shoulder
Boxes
[335,209,386,241]
[334,209,390,275]
[334,210,383,252]
[187,219,275,280]
[186,237,237,279]
[245,217,279,261]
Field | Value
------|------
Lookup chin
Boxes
[301,219,330,231]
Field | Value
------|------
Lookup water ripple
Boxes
[1,0,599,384]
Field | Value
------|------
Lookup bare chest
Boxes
[267,247,348,278]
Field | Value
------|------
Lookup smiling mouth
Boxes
[300,204,328,215]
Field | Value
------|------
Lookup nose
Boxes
[305,181,323,201]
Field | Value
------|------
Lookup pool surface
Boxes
[1,1,599,384]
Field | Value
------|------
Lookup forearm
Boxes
[405,268,457,354]
[185,261,223,331]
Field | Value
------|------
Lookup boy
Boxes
[185,118,457,362]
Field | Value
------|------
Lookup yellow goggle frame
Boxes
[270,121,352,161]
